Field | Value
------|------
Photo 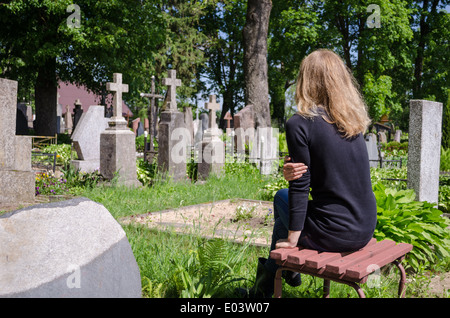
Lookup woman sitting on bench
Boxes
[242,49,377,298]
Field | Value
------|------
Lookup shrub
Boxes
[40,143,76,166]
[372,183,450,272]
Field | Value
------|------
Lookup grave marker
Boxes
[65,104,73,134]
[407,100,443,204]
[140,75,164,157]
[162,70,181,111]
[158,69,187,181]
[198,95,225,180]
[71,105,110,172]
[0,78,35,204]
[100,73,139,187]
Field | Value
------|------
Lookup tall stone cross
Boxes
[205,95,220,130]
[195,107,200,121]
[106,73,128,121]
[140,76,164,152]
[162,70,181,111]
[140,76,164,105]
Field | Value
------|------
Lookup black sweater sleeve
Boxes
[285,115,311,231]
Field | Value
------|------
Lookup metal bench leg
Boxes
[349,282,366,298]
[323,279,330,298]
[393,260,407,298]
[274,268,284,298]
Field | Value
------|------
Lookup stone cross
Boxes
[106,73,128,120]
[205,95,220,130]
[162,70,181,111]
[140,76,164,101]
[140,76,164,154]
[224,111,233,129]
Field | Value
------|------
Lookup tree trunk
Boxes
[34,58,57,136]
[243,0,272,128]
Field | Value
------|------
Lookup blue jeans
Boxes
[264,188,325,274]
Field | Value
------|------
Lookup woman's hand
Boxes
[275,231,301,249]
[283,156,308,182]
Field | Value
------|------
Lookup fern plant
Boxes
[172,238,248,298]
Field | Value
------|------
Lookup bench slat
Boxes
[270,247,300,261]
[325,240,396,274]
[304,252,348,270]
[344,243,413,280]
[286,249,319,266]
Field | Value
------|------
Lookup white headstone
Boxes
[407,100,443,204]
[71,105,110,172]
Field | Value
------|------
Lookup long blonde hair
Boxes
[295,49,371,138]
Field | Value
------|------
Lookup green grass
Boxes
[123,223,430,298]
[81,163,270,219]
[61,161,448,298]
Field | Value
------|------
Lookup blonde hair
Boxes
[295,49,371,138]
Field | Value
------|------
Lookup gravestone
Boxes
[157,70,187,181]
[378,131,387,144]
[15,105,29,135]
[73,99,83,131]
[198,95,225,180]
[0,78,35,204]
[200,112,209,134]
[71,105,110,172]
[234,105,255,162]
[140,75,164,157]
[131,118,145,137]
[0,198,141,298]
[256,127,279,175]
[365,133,379,168]
[26,105,33,129]
[407,100,443,204]
[224,111,233,129]
[65,105,73,134]
[56,93,62,134]
[193,107,202,146]
[100,73,139,187]
[394,130,402,143]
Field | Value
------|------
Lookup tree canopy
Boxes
[0,0,449,135]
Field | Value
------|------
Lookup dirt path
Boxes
[120,199,275,246]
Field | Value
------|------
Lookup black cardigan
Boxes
[285,112,377,252]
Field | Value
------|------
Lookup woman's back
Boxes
[286,112,377,252]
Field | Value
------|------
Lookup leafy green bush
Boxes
[136,158,157,186]
[372,183,450,272]
[259,176,288,201]
[39,143,76,166]
[61,164,105,190]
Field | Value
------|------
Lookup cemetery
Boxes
[1,1,450,301]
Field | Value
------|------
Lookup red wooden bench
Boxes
[269,238,413,298]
